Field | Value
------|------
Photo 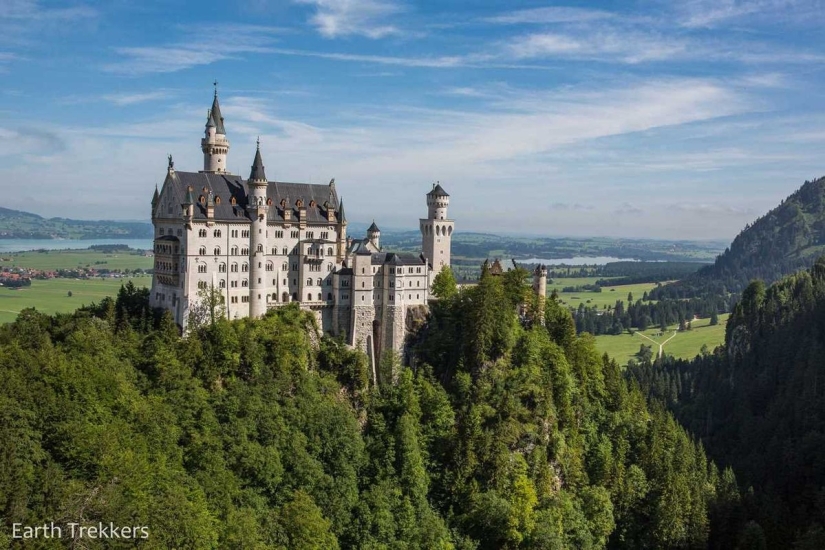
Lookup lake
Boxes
[518,256,640,266]
[0,239,154,253]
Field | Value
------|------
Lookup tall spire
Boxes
[249,138,267,183]
[210,86,226,135]
[339,199,347,224]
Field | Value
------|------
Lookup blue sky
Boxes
[1,0,825,240]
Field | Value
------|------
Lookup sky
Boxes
[1,0,825,240]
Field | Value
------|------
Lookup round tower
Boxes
[420,182,454,275]
[201,86,230,173]
[367,221,381,250]
[248,139,269,317]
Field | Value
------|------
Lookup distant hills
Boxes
[653,175,825,299]
[0,207,153,239]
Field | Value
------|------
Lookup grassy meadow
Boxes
[594,313,730,364]
[0,248,153,271]
[0,276,151,324]
[550,278,663,309]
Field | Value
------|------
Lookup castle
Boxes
[149,89,454,368]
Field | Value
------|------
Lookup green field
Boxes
[594,314,730,364]
[0,249,153,271]
[0,276,151,324]
[550,278,662,309]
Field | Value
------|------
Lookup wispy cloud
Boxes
[104,25,283,74]
[506,30,689,63]
[101,91,173,106]
[678,0,825,28]
[295,0,404,38]
[0,0,96,22]
[484,7,615,25]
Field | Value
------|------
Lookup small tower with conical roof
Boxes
[248,139,269,318]
[201,84,230,173]
[420,182,454,279]
[367,220,381,250]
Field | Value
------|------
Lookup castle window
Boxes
[317,278,322,286]
[307,278,313,285]
[293,278,297,285]
[282,292,289,302]
[241,248,249,255]
[198,281,207,289]
[321,232,329,240]
[328,263,332,272]
[198,246,206,256]
[306,231,314,239]
[291,230,299,239]
[231,246,238,255]
[258,278,261,284]
[231,230,238,238]
[282,262,288,271]
[213,229,221,238]
[242,263,249,272]
[257,244,263,253]
[327,292,332,300]
[292,263,297,271]
[231,196,236,205]
[266,262,274,271]
[219,279,226,288]
[231,263,238,272]
[231,281,238,288]
[242,279,248,287]
[271,248,276,255]
[200,196,206,205]
[293,292,298,301]
[219,263,226,273]
[282,247,288,255]
[275,230,283,238]
[267,198,272,206]
[327,247,333,256]
[362,282,365,288]
[177,229,182,237]
[242,230,250,238]
[242,296,249,303]
[214,247,221,255]
[198,264,207,273]
[167,228,173,235]
[199,229,207,238]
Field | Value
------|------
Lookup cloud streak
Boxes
[295,0,404,38]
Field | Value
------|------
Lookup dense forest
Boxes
[0,271,745,548]
[652,176,825,302]
[628,258,825,548]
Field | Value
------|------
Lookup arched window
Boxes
[219,263,226,273]
[292,292,298,301]
[198,246,206,256]
[307,293,312,301]
[282,247,288,255]
[219,279,226,288]
[316,278,322,286]
[214,247,220,255]
[213,229,221,238]
[436,225,441,236]
[266,262,274,271]
[257,244,263,253]
[242,279,248,287]
[197,264,207,273]
[282,262,288,271]
[199,229,207,238]
[231,246,238,255]
[327,247,333,256]
[231,263,238,272]
[241,248,249,255]
[327,263,332,272]
[283,292,289,302]
[307,278,313,286]
[317,293,322,301]
[242,263,249,272]
[327,292,332,300]
[271,248,276,255]
[448,226,453,236]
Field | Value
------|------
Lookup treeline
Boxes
[572,295,729,335]
[626,259,825,548]
[0,273,745,548]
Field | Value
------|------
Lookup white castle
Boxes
[150,89,454,366]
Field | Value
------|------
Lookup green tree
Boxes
[432,265,458,299]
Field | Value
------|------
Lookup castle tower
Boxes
[201,86,230,173]
[420,183,454,276]
[367,221,381,250]
[532,264,548,323]
[248,139,269,317]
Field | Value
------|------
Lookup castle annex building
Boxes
[150,89,454,365]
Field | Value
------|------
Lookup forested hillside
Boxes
[629,258,825,548]
[0,207,152,239]
[1,276,739,548]
[652,176,825,301]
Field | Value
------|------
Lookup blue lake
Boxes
[0,239,154,253]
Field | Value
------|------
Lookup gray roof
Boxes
[367,221,380,233]
[371,252,427,266]
[211,93,226,135]
[206,111,216,129]
[427,183,449,197]
[162,171,343,224]
[249,145,267,182]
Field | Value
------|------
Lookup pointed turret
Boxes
[249,138,267,184]
[367,220,381,250]
[210,89,226,135]
[151,184,159,208]
[202,84,230,173]
[367,221,380,233]
[339,199,347,224]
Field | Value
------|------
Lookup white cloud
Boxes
[295,0,404,38]
[678,0,825,28]
[484,7,615,25]
[506,30,689,63]
[101,91,173,106]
